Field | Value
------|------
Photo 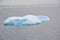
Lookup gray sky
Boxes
[0,0,59,5]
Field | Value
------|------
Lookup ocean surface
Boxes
[0,5,60,40]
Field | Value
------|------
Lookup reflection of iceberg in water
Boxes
[4,15,50,26]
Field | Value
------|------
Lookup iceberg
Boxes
[4,15,50,26]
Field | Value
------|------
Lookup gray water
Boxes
[0,5,60,40]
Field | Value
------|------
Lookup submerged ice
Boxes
[4,15,50,26]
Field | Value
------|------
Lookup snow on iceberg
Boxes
[4,15,50,26]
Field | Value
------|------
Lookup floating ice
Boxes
[4,15,50,26]
[38,16,50,22]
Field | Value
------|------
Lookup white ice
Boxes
[4,15,50,26]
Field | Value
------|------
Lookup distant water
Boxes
[0,5,60,40]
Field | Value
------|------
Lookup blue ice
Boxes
[4,15,50,26]
[38,16,50,22]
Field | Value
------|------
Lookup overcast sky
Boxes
[0,0,59,5]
